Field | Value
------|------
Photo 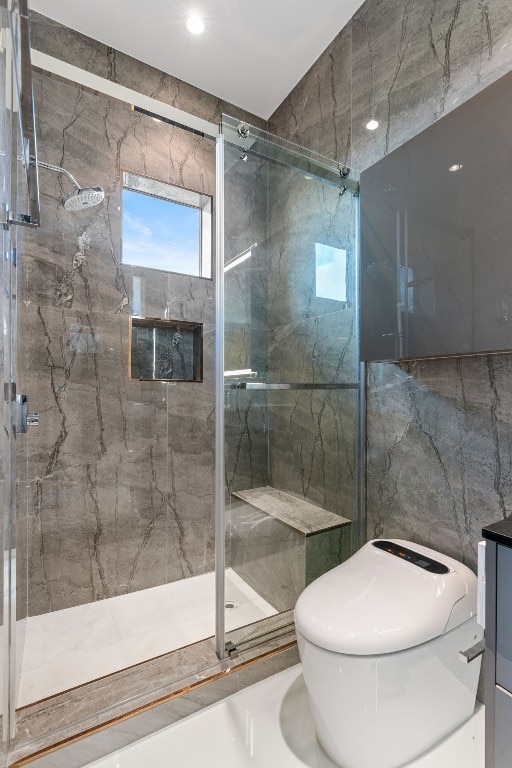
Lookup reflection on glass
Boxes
[399,266,414,313]
[131,275,144,316]
[224,244,255,273]
[315,244,347,302]
[360,67,512,360]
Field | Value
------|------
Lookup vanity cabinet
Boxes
[360,68,512,362]
[483,521,512,768]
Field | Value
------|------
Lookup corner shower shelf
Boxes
[229,487,352,613]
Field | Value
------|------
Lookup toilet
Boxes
[294,539,483,768]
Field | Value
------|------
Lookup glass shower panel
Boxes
[0,3,12,749]
[221,117,359,655]
[0,0,40,753]
[13,58,218,727]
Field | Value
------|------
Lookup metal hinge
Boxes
[225,641,238,659]
[15,394,39,432]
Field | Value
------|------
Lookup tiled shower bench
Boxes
[230,486,352,612]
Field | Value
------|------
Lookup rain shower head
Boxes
[35,158,105,211]
[62,187,105,211]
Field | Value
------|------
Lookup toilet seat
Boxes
[295,538,477,654]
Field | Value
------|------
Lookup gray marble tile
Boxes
[30,12,266,129]
[17,67,219,617]
[267,168,357,331]
[230,487,351,614]
[306,526,352,586]
[268,310,356,385]
[235,644,299,692]
[268,388,358,521]
[223,146,270,502]
[230,498,305,612]
[14,635,298,765]
[233,486,350,535]
[23,676,243,768]
[15,637,219,748]
[224,389,269,498]
[367,355,512,571]
[268,23,352,165]
[351,0,512,172]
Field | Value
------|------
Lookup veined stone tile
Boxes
[30,12,266,128]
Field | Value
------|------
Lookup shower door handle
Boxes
[15,394,27,433]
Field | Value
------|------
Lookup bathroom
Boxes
[1,0,511,766]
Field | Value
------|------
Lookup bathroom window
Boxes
[315,243,347,302]
[122,171,212,278]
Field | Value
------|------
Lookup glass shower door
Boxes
[0,0,40,756]
[218,117,361,657]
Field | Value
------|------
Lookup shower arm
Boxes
[29,156,80,189]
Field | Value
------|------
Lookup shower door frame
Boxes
[1,0,41,757]
[214,134,226,658]
[215,115,364,661]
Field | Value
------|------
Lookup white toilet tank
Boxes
[295,539,483,768]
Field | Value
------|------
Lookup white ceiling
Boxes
[30,0,364,119]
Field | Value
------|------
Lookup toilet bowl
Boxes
[294,539,483,768]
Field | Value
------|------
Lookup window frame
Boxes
[121,170,213,279]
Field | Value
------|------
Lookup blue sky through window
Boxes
[315,244,347,302]
[122,189,201,275]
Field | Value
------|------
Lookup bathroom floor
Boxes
[17,569,276,707]
[82,665,484,768]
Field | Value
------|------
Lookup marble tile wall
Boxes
[18,72,216,617]
[230,490,351,612]
[223,147,269,502]
[18,14,262,619]
[230,499,305,612]
[30,13,265,130]
[223,143,358,590]
[269,0,512,569]
[266,166,358,523]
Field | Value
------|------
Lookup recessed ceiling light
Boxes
[448,163,463,172]
[186,14,205,35]
[366,119,379,131]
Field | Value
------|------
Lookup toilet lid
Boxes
[294,539,477,655]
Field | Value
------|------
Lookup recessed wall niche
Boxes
[129,317,203,382]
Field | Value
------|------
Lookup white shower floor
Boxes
[83,665,484,768]
[18,569,277,707]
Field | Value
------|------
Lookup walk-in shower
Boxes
[0,3,361,763]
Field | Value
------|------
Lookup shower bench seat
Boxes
[230,486,351,613]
